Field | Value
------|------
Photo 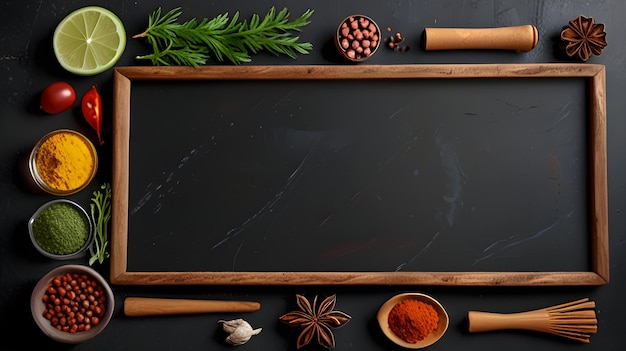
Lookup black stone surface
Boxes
[1,1,623,350]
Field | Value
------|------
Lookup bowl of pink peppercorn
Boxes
[335,14,381,62]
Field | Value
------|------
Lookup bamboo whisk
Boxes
[468,298,597,343]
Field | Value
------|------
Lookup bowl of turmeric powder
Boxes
[29,129,98,196]
[377,293,449,349]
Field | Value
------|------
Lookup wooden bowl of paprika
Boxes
[377,293,449,349]
[28,129,98,196]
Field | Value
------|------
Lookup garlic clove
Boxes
[218,319,262,346]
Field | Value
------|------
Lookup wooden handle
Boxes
[124,297,261,317]
[424,25,538,52]
[468,299,598,343]
[468,310,549,333]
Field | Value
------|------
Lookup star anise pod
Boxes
[279,294,351,349]
[560,15,607,61]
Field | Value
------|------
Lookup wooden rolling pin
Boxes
[424,25,538,52]
[124,297,261,317]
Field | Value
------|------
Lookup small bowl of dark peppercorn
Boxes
[377,292,449,349]
[335,14,381,62]
[31,264,114,343]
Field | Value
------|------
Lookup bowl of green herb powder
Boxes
[28,199,93,259]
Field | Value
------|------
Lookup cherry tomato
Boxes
[81,85,104,145]
[40,81,76,114]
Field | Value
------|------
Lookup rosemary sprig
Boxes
[89,182,112,266]
[133,7,314,66]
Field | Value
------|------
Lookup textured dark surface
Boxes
[126,77,590,274]
[1,1,624,350]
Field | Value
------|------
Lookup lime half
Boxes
[53,6,126,76]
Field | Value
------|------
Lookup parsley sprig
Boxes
[89,182,112,266]
[133,7,314,66]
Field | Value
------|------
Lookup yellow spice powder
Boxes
[35,132,95,191]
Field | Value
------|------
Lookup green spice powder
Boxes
[32,202,89,255]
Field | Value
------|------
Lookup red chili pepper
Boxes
[81,85,104,145]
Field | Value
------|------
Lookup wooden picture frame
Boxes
[110,64,608,286]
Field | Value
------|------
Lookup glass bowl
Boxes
[29,129,98,196]
[28,199,94,260]
[377,292,449,349]
[335,14,381,62]
[30,264,114,343]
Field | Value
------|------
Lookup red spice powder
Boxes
[388,299,439,343]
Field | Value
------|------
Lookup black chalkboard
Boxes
[111,65,608,286]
